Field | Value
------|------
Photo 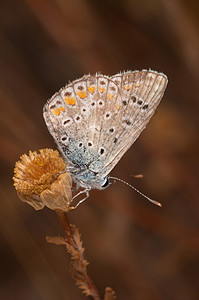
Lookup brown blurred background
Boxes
[1,0,199,299]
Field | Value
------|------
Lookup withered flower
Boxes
[13,149,72,211]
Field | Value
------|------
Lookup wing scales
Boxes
[43,70,168,181]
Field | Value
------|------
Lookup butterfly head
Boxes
[71,168,110,190]
[98,176,110,189]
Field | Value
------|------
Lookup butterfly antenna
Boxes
[109,176,162,207]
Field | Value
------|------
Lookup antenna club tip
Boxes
[150,199,162,207]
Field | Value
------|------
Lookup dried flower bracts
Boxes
[13,149,72,211]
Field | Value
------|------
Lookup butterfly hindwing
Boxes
[98,70,168,177]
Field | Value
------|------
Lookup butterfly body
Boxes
[43,70,168,193]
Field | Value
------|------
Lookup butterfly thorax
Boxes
[68,165,108,190]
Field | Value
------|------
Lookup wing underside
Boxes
[43,70,168,179]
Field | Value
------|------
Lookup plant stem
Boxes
[56,210,101,300]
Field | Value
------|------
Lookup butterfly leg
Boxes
[71,188,90,209]
[71,182,80,192]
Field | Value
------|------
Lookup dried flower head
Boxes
[13,149,72,211]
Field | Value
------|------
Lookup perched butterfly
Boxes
[43,70,168,206]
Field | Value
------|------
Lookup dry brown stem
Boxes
[47,211,117,299]
[54,210,101,299]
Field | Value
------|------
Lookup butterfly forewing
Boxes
[43,74,122,170]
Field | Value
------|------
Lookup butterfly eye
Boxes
[101,177,109,188]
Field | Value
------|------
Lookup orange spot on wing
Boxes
[65,97,76,106]
[124,84,132,91]
[53,108,60,116]
[116,104,120,110]
[88,86,96,94]
[108,93,115,101]
[99,87,105,93]
[60,107,65,112]
[77,91,87,99]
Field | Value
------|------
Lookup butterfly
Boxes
[43,70,168,205]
